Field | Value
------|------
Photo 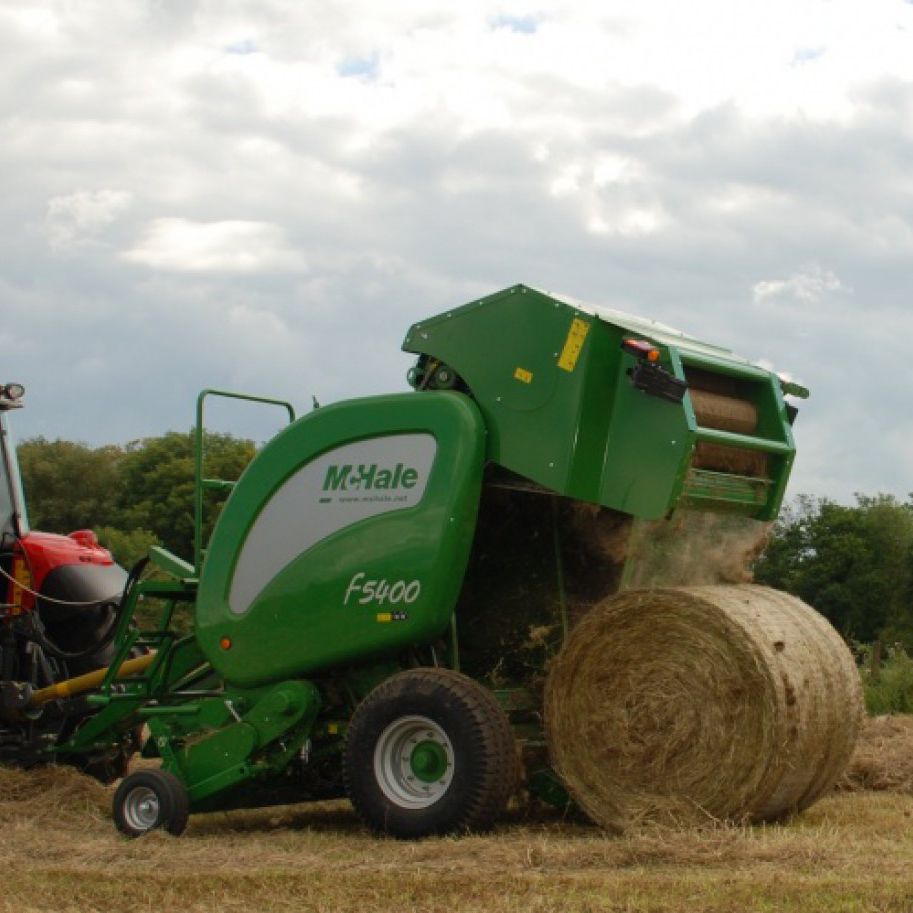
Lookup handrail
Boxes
[193,389,296,574]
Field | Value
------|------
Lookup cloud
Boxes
[489,14,541,34]
[123,219,306,273]
[752,265,852,305]
[4,0,913,507]
[45,189,132,250]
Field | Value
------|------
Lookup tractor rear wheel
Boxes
[112,769,189,838]
[343,668,516,838]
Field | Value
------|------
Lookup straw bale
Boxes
[544,584,863,832]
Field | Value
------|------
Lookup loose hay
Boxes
[455,484,630,685]
[0,764,109,824]
[544,584,863,832]
[623,511,772,589]
[840,715,913,793]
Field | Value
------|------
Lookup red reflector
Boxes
[219,637,232,650]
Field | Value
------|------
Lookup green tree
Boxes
[94,526,160,569]
[115,431,255,561]
[17,437,123,532]
[17,431,255,565]
[756,494,913,646]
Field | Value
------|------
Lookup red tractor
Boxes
[0,382,131,778]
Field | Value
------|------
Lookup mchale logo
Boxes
[323,463,419,492]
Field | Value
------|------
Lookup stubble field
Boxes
[2,716,913,913]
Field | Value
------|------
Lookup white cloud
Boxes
[752,265,852,305]
[45,189,132,250]
[4,0,913,504]
[588,205,670,237]
[123,219,305,274]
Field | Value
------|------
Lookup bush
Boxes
[860,644,913,715]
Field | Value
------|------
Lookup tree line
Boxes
[18,432,255,568]
[16,434,913,649]
[754,493,913,649]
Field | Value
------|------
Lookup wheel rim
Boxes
[122,785,160,832]
[374,715,454,808]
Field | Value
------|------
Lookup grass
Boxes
[0,715,910,913]
[861,647,913,715]
[2,766,913,913]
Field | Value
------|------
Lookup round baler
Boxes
[33,284,859,839]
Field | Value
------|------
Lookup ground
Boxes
[2,717,913,913]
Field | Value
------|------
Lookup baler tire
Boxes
[343,667,516,839]
[112,769,189,838]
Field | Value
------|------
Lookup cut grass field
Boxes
[3,717,913,913]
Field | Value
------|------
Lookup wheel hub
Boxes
[122,786,160,832]
[410,739,449,783]
[374,715,454,808]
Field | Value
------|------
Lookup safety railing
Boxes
[193,389,296,574]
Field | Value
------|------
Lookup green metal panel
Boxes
[403,284,800,520]
[194,392,486,687]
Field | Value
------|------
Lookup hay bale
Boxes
[544,584,863,832]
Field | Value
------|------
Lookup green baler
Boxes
[47,284,806,837]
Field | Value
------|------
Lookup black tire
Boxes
[344,668,516,838]
[112,769,189,838]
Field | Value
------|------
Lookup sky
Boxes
[2,0,913,504]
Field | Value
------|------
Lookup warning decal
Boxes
[557,317,590,372]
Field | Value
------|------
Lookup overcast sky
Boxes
[2,0,912,503]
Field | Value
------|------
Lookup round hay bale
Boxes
[544,584,863,831]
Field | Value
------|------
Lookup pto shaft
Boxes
[29,653,156,707]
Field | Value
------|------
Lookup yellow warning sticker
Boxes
[376,612,393,623]
[513,367,533,384]
[557,317,590,372]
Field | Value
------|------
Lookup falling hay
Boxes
[454,485,630,685]
[545,584,863,832]
[623,511,772,589]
